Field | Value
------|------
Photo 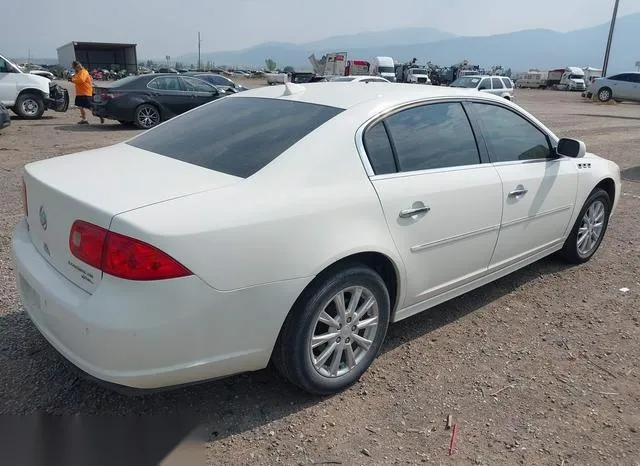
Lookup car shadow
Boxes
[54,124,140,132]
[0,255,574,452]
[9,115,56,121]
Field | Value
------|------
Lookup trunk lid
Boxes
[23,143,241,293]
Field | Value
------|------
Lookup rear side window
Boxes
[363,122,396,175]
[127,97,343,178]
[383,102,480,172]
[501,78,513,89]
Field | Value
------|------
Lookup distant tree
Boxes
[283,65,295,73]
[265,58,277,72]
[505,68,512,78]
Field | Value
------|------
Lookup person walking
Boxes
[71,61,102,124]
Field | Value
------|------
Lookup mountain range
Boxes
[176,13,640,73]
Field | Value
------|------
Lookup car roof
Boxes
[233,82,504,110]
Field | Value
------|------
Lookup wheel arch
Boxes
[594,177,616,207]
[269,250,403,362]
[16,88,46,101]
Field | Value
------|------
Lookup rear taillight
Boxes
[69,221,108,269]
[22,178,28,217]
[69,220,192,281]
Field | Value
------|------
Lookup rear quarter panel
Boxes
[109,110,405,293]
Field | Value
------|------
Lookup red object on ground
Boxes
[449,424,459,455]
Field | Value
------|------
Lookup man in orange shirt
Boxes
[71,61,102,124]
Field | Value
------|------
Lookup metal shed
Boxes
[57,42,138,72]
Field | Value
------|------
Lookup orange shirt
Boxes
[72,68,93,96]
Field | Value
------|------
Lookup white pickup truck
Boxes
[0,53,69,119]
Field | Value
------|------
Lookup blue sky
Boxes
[2,0,639,58]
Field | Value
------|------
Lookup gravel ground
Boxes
[0,83,639,465]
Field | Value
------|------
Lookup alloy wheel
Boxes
[309,286,379,378]
[137,106,160,129]
[577,200,605,257]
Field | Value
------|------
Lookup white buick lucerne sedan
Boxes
[13,82,621,395]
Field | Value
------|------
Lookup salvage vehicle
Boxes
[0,54,69,119]
[0,102,10,130]
[13,82,620,395]
[588,72,640,103]
[91,74,226,129]
[371,56,396,82]
[451,75,515,100]
[406,68,432,84]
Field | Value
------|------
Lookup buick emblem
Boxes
[39,206,47,231]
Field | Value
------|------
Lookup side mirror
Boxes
[556,138,586,158]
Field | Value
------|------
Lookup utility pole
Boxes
[602,0,620,77]
[198,32,202,71]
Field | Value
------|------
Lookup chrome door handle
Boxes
[399,206,431,218]
[508,186,528,198]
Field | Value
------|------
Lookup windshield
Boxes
[569,74,583,80]
[410,69,428,75]
[0,55,24,74]
[378,66,394,73]
[451,76,482,88]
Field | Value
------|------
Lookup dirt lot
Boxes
[0,83,639,465]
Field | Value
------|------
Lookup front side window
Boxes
[383,102,480,172]
[180,76,216,92]
[473,103,551,162]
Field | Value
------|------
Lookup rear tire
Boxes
[273,265,390,395]
[134,104,161,129]
[559,188,611,264]
[14,93,45,119]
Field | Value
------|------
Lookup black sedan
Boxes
[92,74,227,129]
[0,102,10,130]
[181,72,248,93]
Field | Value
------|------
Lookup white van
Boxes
[372,57,396,82]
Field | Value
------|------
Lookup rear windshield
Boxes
[126,97,343,178]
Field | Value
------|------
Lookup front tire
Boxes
[559,188,611,264]
[14,93,45,119]
[598,87,612,102]
[134,104,161,129]
[273,265,390,395]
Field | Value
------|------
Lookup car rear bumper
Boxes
[12,218,309,390]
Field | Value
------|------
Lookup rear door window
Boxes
[127,97,343,178]
[383,102,481,172]
[363,122,397,174]
[492,78,504,89]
